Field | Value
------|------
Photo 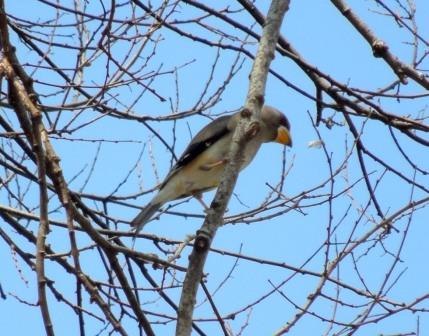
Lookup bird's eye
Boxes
[281,115,290,130]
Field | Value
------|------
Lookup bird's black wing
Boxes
[160,115,232,187]
[176,115,231,168]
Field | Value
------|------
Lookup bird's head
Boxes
[261,106,292,147]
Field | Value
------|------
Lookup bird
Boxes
[131,106,292,232]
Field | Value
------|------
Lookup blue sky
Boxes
[2,0,429,335]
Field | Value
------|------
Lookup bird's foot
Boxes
[199,159,228,171]
[194,193,210,211]
[246,121,260,138]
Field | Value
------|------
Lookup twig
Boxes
[175,1,291,335]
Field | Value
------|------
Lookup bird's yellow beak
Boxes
[276,125,292,147]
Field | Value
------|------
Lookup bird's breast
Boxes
[156,134,263,203]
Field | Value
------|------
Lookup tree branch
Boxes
[331,0,429,89]
[175,1,290,335]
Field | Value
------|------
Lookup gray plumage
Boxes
[131,106,292,232]
[130,202,162,229]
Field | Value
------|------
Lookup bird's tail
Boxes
[131,202,162,232]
